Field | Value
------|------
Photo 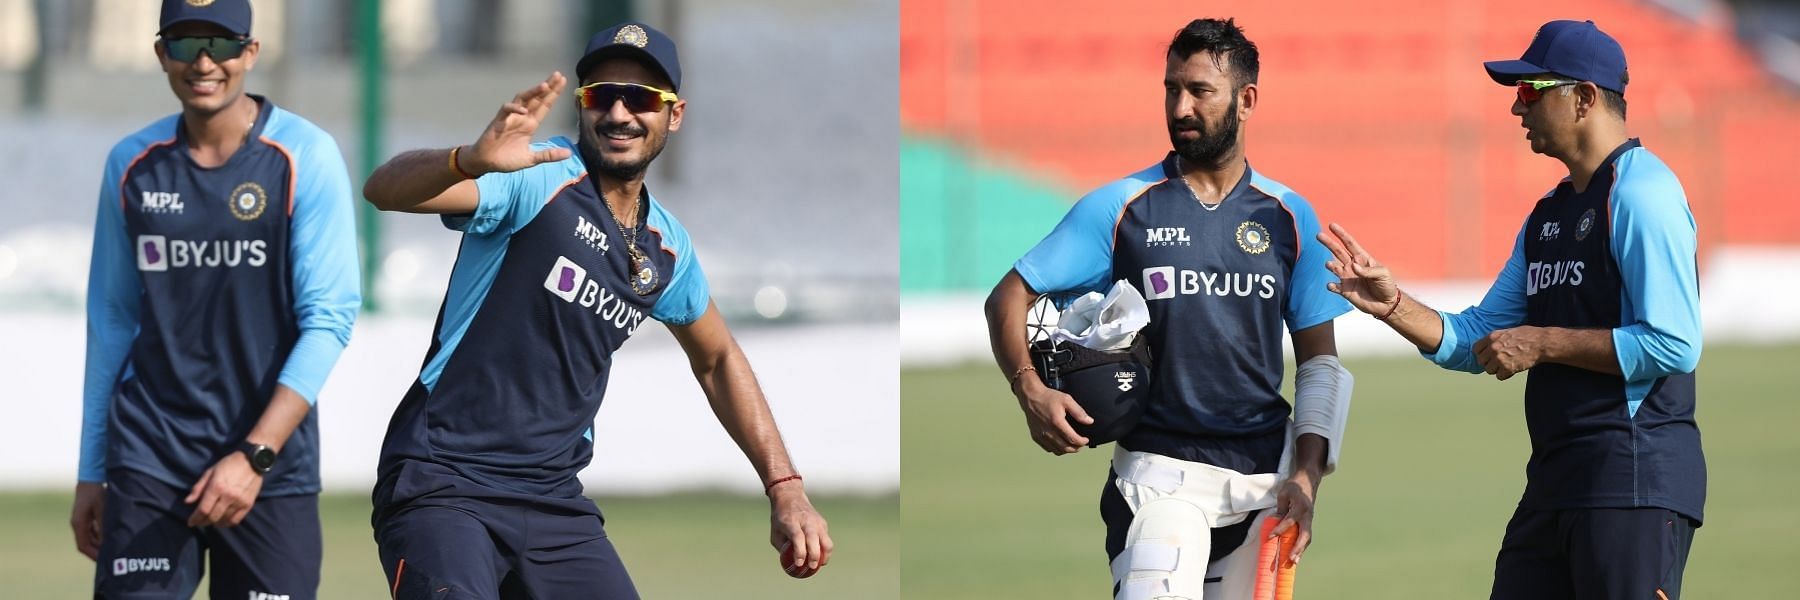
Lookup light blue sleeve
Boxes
[648,203,710,325]
[1609,159,1702,381]
[1425,222,1530,373]
[278,130,362,405]
[81,145,140,483]
[451,138,576,235]
[1283,197,1352,331]
[1013,178,1150,296]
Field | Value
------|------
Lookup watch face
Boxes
[253,449,275,471]
[246,445,276,472]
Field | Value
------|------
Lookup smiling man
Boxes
[74,0,361,597]
[1319,19,1704,600]
[361,22,831,598]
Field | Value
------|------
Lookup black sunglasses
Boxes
[161,36,250,64]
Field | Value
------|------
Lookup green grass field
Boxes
[0,492,896,598]
[902,343,1799,598]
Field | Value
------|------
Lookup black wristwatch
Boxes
[238,442,277,475]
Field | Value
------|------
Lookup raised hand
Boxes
[1317,223,1401,315]
[464,72,574,175]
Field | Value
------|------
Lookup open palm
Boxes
[1317,223,1400,315]
[467,71,573,174]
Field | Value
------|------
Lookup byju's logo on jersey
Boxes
[140,191,185,215]
[1145,227,1191,247]
[1525,260,1585,296]
[1142,266,1277,301]
[574,216,611,254]
[136,235,269,272]
[248,591,291,600]
[1142,266,1177,300]
[1538,221,1562,241]
[544,256,649,334]
[112,556,171,575]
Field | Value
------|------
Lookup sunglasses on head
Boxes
[575,82,678,112]
[161,36,251,64]
[1514,78,1582,105]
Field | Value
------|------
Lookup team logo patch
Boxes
[613,25,650,48]
[1575,208,1596,241]
[1235,221,1271,255]
[228,182,267,221]
[185,0,215,7]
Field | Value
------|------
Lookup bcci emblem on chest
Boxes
[229,182,267,221]
[1235,220,1271,255]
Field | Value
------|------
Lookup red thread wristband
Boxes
[764,474,803,496]
[1376,291,1404,322]
[449,145,477,180]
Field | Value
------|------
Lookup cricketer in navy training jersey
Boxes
[1320,19,1704,600]
[74,1,360,598]
[986,19,1354,600]
[362,22,831,599]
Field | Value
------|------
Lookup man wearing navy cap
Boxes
[1321,20,1704,599]
[73,0,360,597]
[362,22,831,597]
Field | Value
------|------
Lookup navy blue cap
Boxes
[577,22,682,91]
[159,0,252,37]
[1485,20,1627,96]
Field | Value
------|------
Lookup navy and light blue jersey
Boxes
[1016,154,1350,470]
[1427,140,1705,521]
[81,96,361,495]
[376,136,710,498]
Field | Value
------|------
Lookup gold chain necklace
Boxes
[602,189,658,295]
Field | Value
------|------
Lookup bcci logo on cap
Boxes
[614,24,649,48]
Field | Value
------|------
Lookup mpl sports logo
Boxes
[1141,266,1277,301]
[140,191,185,215]
[1525,260,1585,296]
[1145,227,1191,247]
[136,235,269,272]
[544,256,648,334]
[1538,221,1562,241]
[112,556,171,575]
[574,216,611,254]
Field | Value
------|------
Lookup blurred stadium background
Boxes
[0,0,897,596]
[900,0,1799,597]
